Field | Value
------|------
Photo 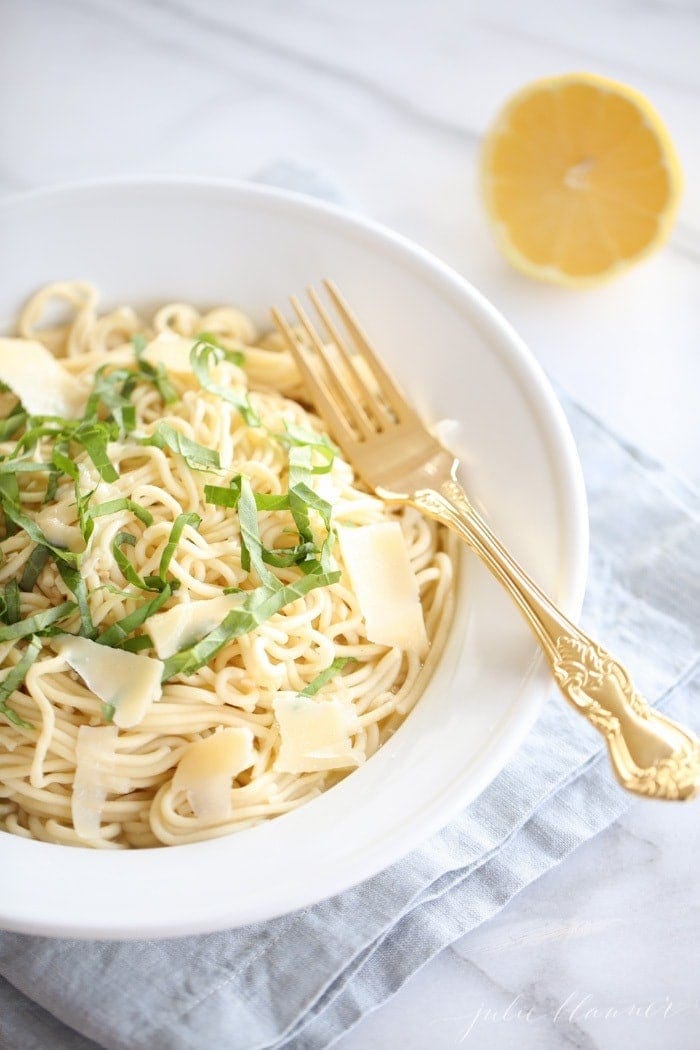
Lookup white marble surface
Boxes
[1,1,698,1047]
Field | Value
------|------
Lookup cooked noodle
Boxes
[0,282,455,849]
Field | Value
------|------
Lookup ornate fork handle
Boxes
[411,477,700,801]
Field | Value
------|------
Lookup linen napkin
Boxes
[1,170,698,1050]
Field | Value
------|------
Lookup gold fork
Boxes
[272,281,700,801]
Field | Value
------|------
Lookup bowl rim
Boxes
[0,176,589,938]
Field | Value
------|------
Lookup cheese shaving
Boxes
[172,727,256,822]
[57,635,164,728]
[337,521,428,653]
[272,693,360,774]
[0,338,87,419]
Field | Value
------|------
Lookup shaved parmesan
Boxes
[172,727,256,822]
[33,506,83,553]
[337,521,428,654]
[272,693,359,774]
[141,332,196,374]
[0,338,86,419]
[146,594,243,660]
[72,725,129,840]
[56,635,164,729]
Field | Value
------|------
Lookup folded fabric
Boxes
[0,174,698,1050]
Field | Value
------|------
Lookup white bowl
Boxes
[0,178,588,938]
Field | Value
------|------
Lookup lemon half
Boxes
[481,73,682,286]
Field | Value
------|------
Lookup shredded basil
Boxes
[132,336,179,405]
[0,458,54,475]
[157,511,201,585]
[204,481,289,513]
[117,635,153,654]
[237,478,278,588]
[276,422,337,463]
[195,331,245,366]
[300,656,354,697]
[161,564,340,681]
[2,579,20,626]
[84,366,137,433]
[19,546,52,591]
[51,445,79,481]
[190,338,258,426]
[140,422,220,472]
[288,446,333,544]
[88,498,154,528]
[131,334,147,356]
[101,702,115,723]
[0,635,41,729]
[96,584,174,649]
[0,476,82,567]
[111,532,155,591]
[73,421,119,482]
[0,410,27,442]
[56,562,96,639]
[0,601,77,643]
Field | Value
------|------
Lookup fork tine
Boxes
[270,307,356,446]
[323,280,412,420]
[289,296,376,438]
[306,285,393,430]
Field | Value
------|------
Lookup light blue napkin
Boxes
[1,170,698,1050]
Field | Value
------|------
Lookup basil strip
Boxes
[0,410,27,442]
[19,546,52,591]
[237,478,278,588]
[56,562,96,639]
[204,482,289,513]
[0,473,20,537]
[288,446,333,544]
[73,422,119,482]
[131,334,147,356]
[84,366,137,433]
[157,511,201,584]
[132,337,179,406]
[300,656,354,697]
[51,446,79,481]
[112,532,153,591]
[75,484,96,548]
[161,565,341,681]
[195,332,245,366]
[2,579,20,625]
[89,499,154,527]
[0,459,54,475]
[117,635,153,653]
[0,476,82,567]
[0,601,77,643]
[190,339,259,426]
[276,423,337,466]
[0,635,41,729]
[141,423,220,472]
[96,584,173,648]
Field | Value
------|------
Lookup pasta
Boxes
[0,282,455,849]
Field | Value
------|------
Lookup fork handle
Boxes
[411,477,699,801]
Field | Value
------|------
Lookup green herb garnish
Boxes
[300,657,354,697]
[19,546,51,591]
[161,564,340,681]
[0,636,41,729]
[190,338,258,426]
[140,422,220,472]
[0,601,77,643]
[2,579,20,626]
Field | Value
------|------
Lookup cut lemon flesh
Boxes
[481,73,682,285]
